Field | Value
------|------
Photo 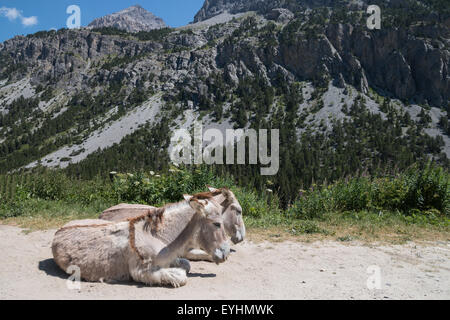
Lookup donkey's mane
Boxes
[128,207,165,261]
[192,190,223,199]
[157,189,224,214]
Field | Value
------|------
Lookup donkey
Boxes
[52,196,230,288]
[99,187,246,262]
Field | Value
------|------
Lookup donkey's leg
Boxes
[149,268,188,288]
[130,262,187,288]
[170,258,191,273]
[184,249,214,262]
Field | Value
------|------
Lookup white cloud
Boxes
[0,6,38,27]
[21,16,38,27]
[0,7,20,20]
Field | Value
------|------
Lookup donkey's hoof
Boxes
[171,258,191,274]
[165,268,187,288]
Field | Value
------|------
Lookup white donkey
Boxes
[52,196,230,288]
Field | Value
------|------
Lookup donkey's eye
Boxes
[213,222,221,228]
[231,205,242,215]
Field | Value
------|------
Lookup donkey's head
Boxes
[185,196,230,264]
[208,187,246,245]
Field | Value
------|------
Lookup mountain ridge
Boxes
[193,0,367,22]
[87,5,166,33]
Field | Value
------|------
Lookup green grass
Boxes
[0,164,449,242]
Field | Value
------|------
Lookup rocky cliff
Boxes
[193,0,366,22]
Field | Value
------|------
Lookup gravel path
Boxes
[0,225,448,300]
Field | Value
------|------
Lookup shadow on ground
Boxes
[38,259,68,280]
[38,258,216,288]
[187,273,216,278]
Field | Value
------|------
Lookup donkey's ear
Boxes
[183,194,193,201]
[189,199,206,215]
[221,188,233,201]
[208,186,219,193]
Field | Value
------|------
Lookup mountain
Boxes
[0,1,449,204]
[193,0,366,22]
[87,5,166,33]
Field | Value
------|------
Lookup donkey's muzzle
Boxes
[213,243,230,264]
[231,226,246,244]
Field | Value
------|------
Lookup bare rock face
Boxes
[193,0,367,22]
[266,8,294,23]
[325,23,449,106]
[0,29,160,86]
[88,5,166,33]
[194,0,283,22]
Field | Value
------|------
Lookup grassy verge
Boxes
[246,211,449,244]
[0,164,448,243]
[2,205,448,244]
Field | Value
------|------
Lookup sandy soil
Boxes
[0,225,449,300]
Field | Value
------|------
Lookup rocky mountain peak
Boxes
[88,4,166,33]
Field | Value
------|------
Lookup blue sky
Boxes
[0,0,205,42]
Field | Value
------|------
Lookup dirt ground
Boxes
[0,225,449,300]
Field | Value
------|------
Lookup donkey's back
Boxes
[99,204,156,221]
[52,219,132,282]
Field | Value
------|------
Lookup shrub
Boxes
[287,187,332,219]
[401,164,449,214]
[288,162,449,218]
[232,187,280,219]
[23,171,70,201]
[111,166,234,206]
